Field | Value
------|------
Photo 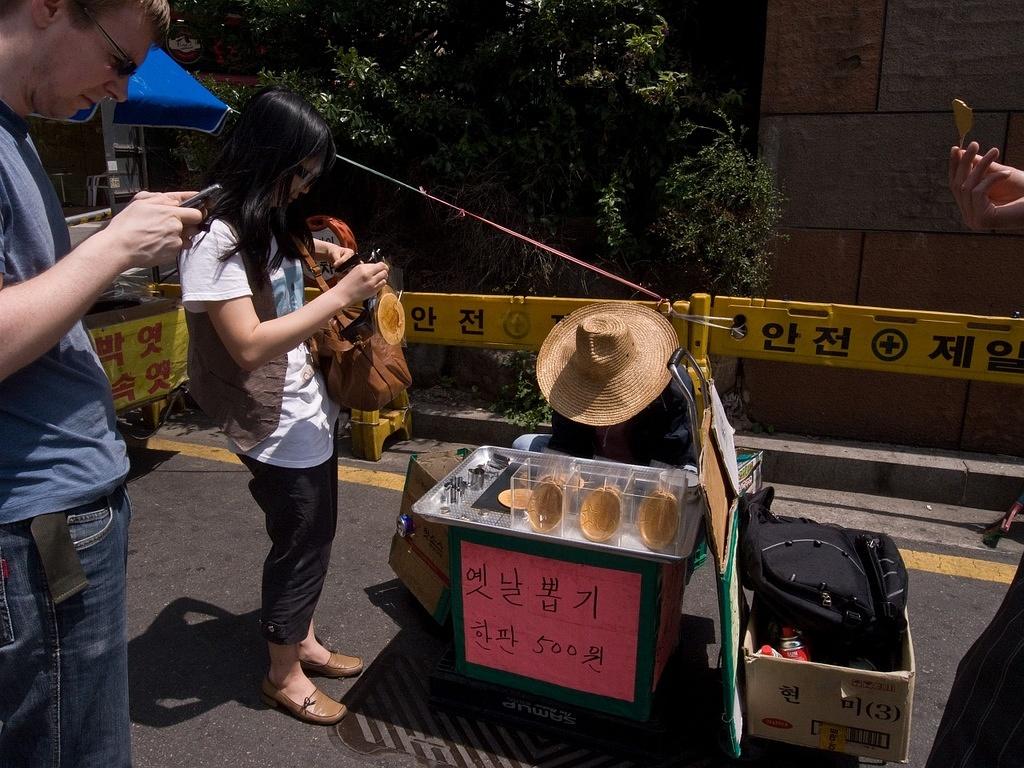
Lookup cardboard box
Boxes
[742,605,915,763]
[388,451,467,623]
[388,534,449,624]
[736,449,763,495]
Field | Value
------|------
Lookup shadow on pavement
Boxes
[340,576,722,767]
[365,577,452,634]
[129,597,265,727]
[349,577,861,767]
[125,446,179,481]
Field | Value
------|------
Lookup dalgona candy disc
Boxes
[637,490,680,550]
[579,486,622,542]
[526,477,563,532]
[375,289,406,345]
[498,488,532,509]
[952,98,973,147]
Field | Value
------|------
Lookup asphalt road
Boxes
[117,412,1022,767]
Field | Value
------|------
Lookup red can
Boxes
[779,626,810,661]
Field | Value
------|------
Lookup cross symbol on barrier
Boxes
[872,329,909,362]
[879,335,902,355]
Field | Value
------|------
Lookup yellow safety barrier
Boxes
[707,295,1024,385]
[114,286,1024,461]
[311,291,696,458]
[398,292,691,349]
[86,298,189,426]
[384,291,1024,386]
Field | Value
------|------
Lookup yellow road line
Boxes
[143,437,406,492]
[899,548,1016,585]
[140,437,1018,584]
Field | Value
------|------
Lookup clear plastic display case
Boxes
[411,446,703,562]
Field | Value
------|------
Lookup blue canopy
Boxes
[68,46,229,133]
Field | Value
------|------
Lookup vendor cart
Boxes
[85,292,189,422]
[393,347,914,764]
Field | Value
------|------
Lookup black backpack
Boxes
[739,487,908,651]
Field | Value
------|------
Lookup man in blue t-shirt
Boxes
[0,1,203,765]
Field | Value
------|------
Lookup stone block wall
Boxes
[754,0,1024,455]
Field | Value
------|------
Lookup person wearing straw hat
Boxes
[514,302,695,469]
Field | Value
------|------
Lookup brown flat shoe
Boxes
[259,677,347,725]
[300,650,363,679]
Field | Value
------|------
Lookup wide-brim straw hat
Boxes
[536,302,678,427]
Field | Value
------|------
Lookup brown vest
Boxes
[185,269,287,452]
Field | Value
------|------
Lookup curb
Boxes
[407,400,1024,513]
[410,401,547,448]
[737,434,1024,513]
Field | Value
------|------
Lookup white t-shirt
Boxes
[179,219,340,468]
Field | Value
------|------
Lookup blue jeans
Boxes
[0,486,132,768]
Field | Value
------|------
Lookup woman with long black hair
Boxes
[178,86,389,725]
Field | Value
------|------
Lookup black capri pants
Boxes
[239,447,338,645]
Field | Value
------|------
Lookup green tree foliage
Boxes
[495,351,552,429]
[172,0,781,298]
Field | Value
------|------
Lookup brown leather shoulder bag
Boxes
[303,216,412,411]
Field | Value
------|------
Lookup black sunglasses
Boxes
[75,1,138,77]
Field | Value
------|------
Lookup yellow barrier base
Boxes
[350,390,412,461]
[135,389,188,431]
[144,400,165,430]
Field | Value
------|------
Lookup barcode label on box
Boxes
[812,720,890,752]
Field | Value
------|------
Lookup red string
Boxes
[417,187,665,302]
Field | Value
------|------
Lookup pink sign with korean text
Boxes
[460,541,642,701]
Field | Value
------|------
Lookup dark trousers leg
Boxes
[239,449,338,646]
[926,548,1024,768]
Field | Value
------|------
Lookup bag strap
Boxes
[300,245,370,345]
[301,250,333,295]
[297,245,337,347]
